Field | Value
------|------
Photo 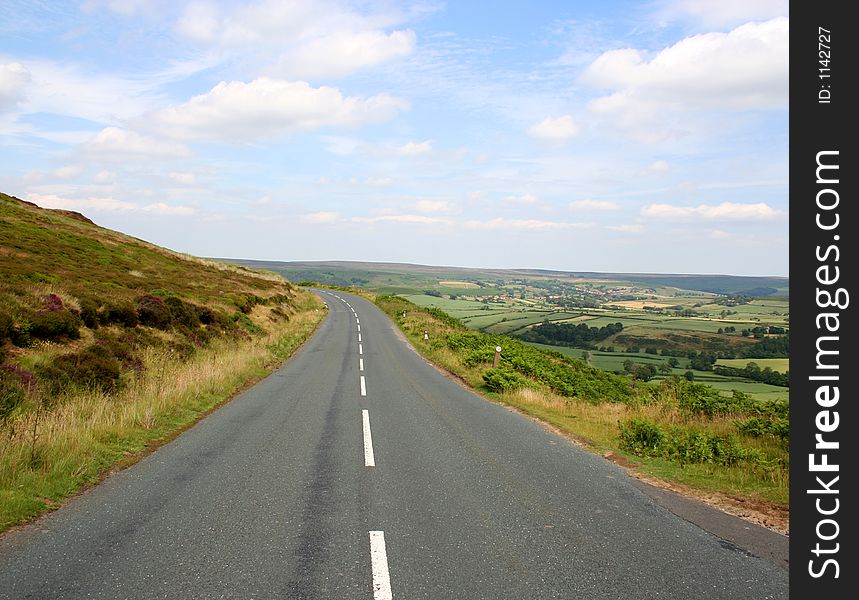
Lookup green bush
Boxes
[102,301,139,327]
[619,418,666,456]
[54,345,122,392]
[27,310,82,341]
[0,366,31,423]
[79,298,100,328]
[165,296,200,328]
[482,368,529,393]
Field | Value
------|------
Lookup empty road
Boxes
[0,290,788,599]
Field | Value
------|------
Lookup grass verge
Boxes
[371,293,788,530]
[0,292,325,532]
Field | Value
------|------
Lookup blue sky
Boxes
[1,0,788,275]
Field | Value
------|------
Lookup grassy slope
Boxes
[0,193,325,530]
[364,292,788,516]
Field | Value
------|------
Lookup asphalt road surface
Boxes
[0,290,789,599]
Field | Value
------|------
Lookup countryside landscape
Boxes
[0,1,791,598]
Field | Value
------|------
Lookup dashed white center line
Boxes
[360,375,367,396]
[359,358,364,371]
[358,333,362,342]
[359,344,363,355]
[356,318,360,324]
[357,324,361,332]
[362,410,375,467]
[369,531,393,600]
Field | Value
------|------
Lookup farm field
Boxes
[524,343,789,402]
[716,358,790,372]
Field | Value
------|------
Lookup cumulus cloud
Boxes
[581,18,788,113]
[396,140,432,156]
[654,0,788,28]
[0,62,31,111]
[149,78,408,141]
[581,17,787,141]
[527,115,580,142]
[569,199,620,211]
[640,201,782,221]
[365,177,394,187]
[26,192,195,215]
[175,0,415,78]
[353,214,446,225]
[80,127,191,160]
[275,29,416,79]
[93,170,116,184]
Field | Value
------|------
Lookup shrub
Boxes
[482,368,529,393]
[28,310,82,341]
[232,312,262,334]
[103,302,139,327]
[136,294,171,328]
[619,418,666,456]
[197,306,216,325]
[79,298,100,328]
[0,312,12,343]
[54,345,122,392]
[0,365,33,423]
[165,296,199,328]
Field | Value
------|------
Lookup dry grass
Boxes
[0,292,324,530]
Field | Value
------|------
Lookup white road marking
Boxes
[360,375,367,396]
[362,410,375,467]
[360,358,364,371]
[356,318,360,324]
[359,344,363,355]
[357,324,361,332]
[358,333,362,342]
[369,531,392,600]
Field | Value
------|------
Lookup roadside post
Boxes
[493,346,502,368]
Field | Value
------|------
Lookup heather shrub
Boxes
[27,310,82,341]
[136,294,171,328]
[54,345,122,392]
[79,298,100,328]
[165,296,199,328]
[102,301,139,327]
[0,365,32,423]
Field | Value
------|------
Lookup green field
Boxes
[716,358,790,373]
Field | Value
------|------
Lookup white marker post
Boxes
[493,345,502,368]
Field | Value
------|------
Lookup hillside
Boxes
[231,259,789,296]
[0,192,323,529]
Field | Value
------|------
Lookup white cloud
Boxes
[150,78,408,141]
[52,165,83,179]
[257,195,272,205]
[275,29,416,79]
[25,192,195,215]
[655,0,788,28]
[640,201,782,221]
[643,160,670,174]
[81,127,191,160]
[569,199,620,211]
[463,218,593,231]
[581,18,788,114]
[527,115,580,142]
[415,200,452,213]
[608,224,644,233]
[396,140,432,156]
[169,171,196,185]
[93,170,116,184]
[300,211,341,224]
[366,177,394,187]
[142,202,195,215]
[354,214,446,225]
[503,193,539,205]
[26,192,136,212]
[0,62,30,111]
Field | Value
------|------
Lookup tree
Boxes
[668,357,679,368]
[684,370,695,381]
